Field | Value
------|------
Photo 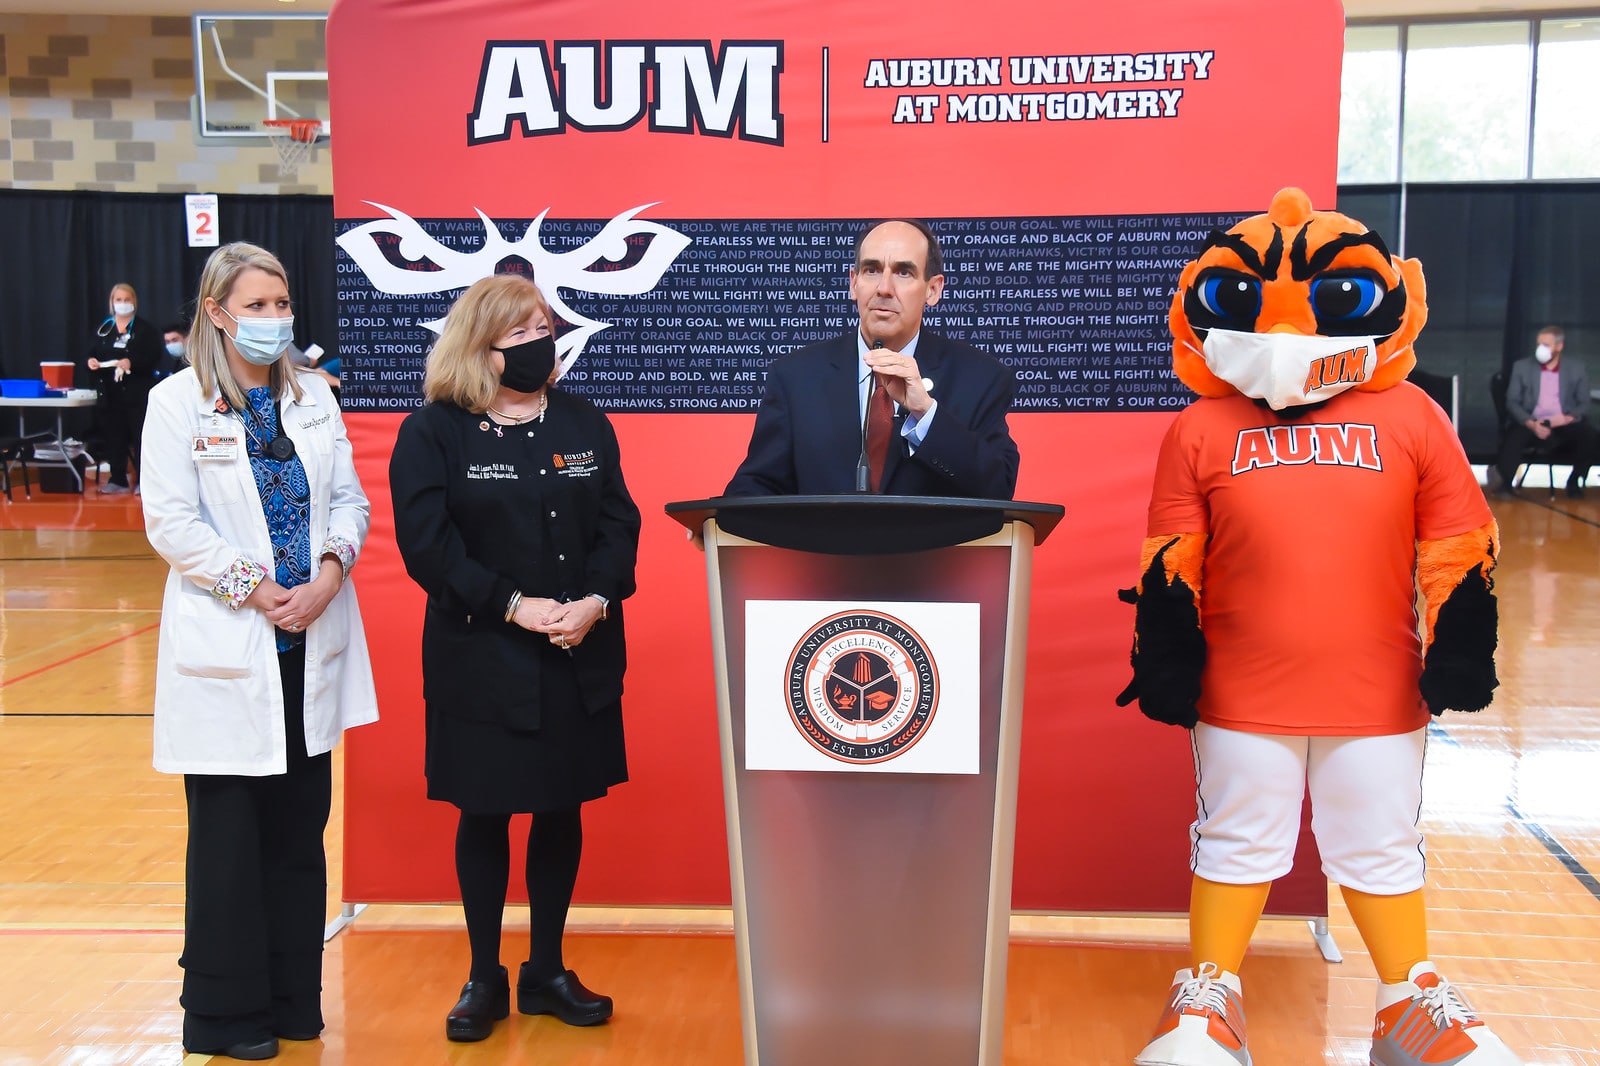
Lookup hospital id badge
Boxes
[193,434,239,460]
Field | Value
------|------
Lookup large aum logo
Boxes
[468,40,785,146]
[1230,423,1383,475]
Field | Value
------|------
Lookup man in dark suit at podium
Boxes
[724,219,1020,499]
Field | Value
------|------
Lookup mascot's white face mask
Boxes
[1196,329,1378,410]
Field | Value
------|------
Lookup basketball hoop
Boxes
[263,118,324,178]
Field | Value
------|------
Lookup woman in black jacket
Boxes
[84,282,162,492]
[389,274,641,1044]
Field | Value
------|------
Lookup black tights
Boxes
[455,807,584,983]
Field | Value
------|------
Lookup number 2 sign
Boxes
[185,193,219,247]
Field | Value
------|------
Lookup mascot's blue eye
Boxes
[1197,275,1262,320]
[1311,275,1383,320]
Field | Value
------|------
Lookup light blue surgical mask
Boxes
[166,341,186,358]
[220,308,295,366]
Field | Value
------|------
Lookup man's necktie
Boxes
[864,376,893,491]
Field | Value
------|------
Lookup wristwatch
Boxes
[586,592,609,621]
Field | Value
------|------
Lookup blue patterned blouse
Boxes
[244,386,311,651]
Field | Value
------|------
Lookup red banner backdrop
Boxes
[328,0,1344,912]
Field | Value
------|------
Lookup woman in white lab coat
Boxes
[140,242,378,1061]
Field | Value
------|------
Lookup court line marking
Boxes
[3,712,154,717]
[0,607,161,613]
[0,553,156,562]
[0,611,159,668]
[1428,723,1600,902]
[0,924,183,933]
[1508,802,1600,904]
[0,615,158,676]
[0,620,160,690]
[1522,496,1600,529]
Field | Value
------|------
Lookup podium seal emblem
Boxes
[785,610,939,764]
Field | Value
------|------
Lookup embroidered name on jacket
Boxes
[554,451,598,477]
[467,463,519,480]
[1230,423,1382,475]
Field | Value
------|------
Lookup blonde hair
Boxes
[424,274,552,412]
[109,283,137,307]
[187,242,304,413]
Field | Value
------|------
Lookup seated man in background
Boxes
[1495,325,1599,498]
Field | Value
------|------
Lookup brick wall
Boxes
[1,13,330,195]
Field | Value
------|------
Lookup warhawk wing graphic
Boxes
[335,201,692,375]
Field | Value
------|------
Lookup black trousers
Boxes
[1497,417,1600,486]
[95,388,148,487]
[180,645,332,1049]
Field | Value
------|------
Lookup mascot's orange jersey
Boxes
[1148,384,1488,735]
[1144,188,1492,735]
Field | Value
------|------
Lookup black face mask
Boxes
[494,334,556,393]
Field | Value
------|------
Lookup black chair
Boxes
[1488,370,1564,497]
[1,438,33,501]
[1409,369,1459,430]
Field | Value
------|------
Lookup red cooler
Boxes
[39,362,74,389]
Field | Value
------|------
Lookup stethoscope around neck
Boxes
[96,316,131,338]
[214,396,297,462]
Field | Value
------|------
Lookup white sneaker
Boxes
[1370,961,1523,1066]
[1133,962,1251,1066]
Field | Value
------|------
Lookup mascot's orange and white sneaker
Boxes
[1370,962,1524,1066]
[1133,962,1251,1066]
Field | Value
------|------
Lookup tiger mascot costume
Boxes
[1118,188,1518,1066]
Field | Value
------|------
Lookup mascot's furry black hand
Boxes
[1419,562,1499,715]
[1115,538,1205,728]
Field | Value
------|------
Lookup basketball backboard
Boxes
[192,11,329,143]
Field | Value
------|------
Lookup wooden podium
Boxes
[667,496,1062,1066]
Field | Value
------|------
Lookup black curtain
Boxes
[1339,182,1600,461]
[1335,184,1401,256]
[0,189,336,387]
[5,184,1600,463]
[1396,185,1519,460]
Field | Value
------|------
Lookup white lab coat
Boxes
[141,367,379,775]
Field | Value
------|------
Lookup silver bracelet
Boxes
[504,590,523,623]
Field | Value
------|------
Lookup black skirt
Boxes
[424,655,627,814]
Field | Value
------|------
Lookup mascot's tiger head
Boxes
[1169,187,1426,413]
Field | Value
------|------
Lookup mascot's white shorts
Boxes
[1189,722,1428,895]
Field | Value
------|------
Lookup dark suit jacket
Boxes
[1505,355,1591,425]
[724,331,1020,498]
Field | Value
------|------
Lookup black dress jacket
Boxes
[389,391,641,730]
[723,331,1020,498]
